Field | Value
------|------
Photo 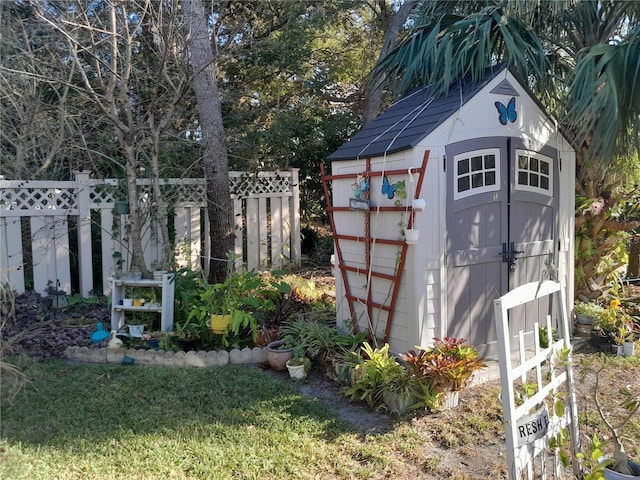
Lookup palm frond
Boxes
[568,24,640,163]
[376,6,547,97]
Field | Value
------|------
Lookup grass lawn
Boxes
[2,353,639,479]
[1,360,387,480]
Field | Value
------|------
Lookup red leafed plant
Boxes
[400,337,486,392]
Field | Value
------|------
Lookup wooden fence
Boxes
[0,170,300,297]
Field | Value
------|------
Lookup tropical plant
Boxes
[343,342,440,415]
[344,342,405,408]
[401,337,486,393]
[188,271,264,346]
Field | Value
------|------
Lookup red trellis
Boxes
[320,151,429,342]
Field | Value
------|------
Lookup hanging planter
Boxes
[114,200,130,215]
[405,229,420,245]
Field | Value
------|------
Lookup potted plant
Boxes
[343,342,434,415]
[285,345,311,379]
[173,314,201,351]
[597,299,636,355]
[401,337,486,408]
[575,301,606,323]
[266,335,295,371]
[188,271,264,347]
[252,273,294,345]
[579,354,640,478]
[575,302,606,336]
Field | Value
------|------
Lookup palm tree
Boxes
[376,0,640,298]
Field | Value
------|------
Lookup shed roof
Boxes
[327,64,516,161]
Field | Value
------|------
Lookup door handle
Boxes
[501,242,524,270]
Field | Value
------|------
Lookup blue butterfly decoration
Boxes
[495,97,517,125]
[381,175,397,199]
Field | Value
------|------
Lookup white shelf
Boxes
[110,273,175,333]
[113,306,163,313]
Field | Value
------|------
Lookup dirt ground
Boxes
[278,339,639,480]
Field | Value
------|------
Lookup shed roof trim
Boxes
[490,79,520,96]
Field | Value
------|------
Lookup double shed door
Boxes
[445,137,559,358]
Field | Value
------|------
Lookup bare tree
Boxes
[27,0,192,274]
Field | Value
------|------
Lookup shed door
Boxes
[445,137,558,358]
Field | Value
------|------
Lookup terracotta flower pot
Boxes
[256,328,278,346]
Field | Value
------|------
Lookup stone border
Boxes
[64,345,267,367]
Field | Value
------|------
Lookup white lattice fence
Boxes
[0,170,300,297]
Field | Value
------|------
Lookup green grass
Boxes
[0,361,383,480]
[2,354,639,479]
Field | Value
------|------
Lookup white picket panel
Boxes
[0,217,24,292]
[493,280,580,480]
[271,196,284,269]
[174,206,201,271]
[0,170,300,297]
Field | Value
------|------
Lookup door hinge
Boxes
[443,155,446,172]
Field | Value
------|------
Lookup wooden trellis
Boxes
[321,151,429,342]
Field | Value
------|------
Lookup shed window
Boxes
[454,148,500,200]
[516,150,553,196]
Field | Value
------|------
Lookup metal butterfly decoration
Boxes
[495,97,517,125]
[381,175,397,199]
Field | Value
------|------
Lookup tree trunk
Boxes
[628,234,640,279]
[182,0,235,283]
[149,117,174,271]
[117,133,147,275]
[362,0,419,126]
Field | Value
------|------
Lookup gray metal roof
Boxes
[327,65,511,161]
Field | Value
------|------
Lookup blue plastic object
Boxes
[90,322,110,343]
[121,356,135,365]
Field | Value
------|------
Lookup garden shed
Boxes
[322,64,576,358]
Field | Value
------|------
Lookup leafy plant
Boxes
[596,299,635,345]
[343,342,439,415]
[280,316,366,363]
[187,270,282,346]
[344,343,404,408]
[574,301,606,319]
[277,335,296,350]
[401,337,486,393]
[287,345,311,373]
